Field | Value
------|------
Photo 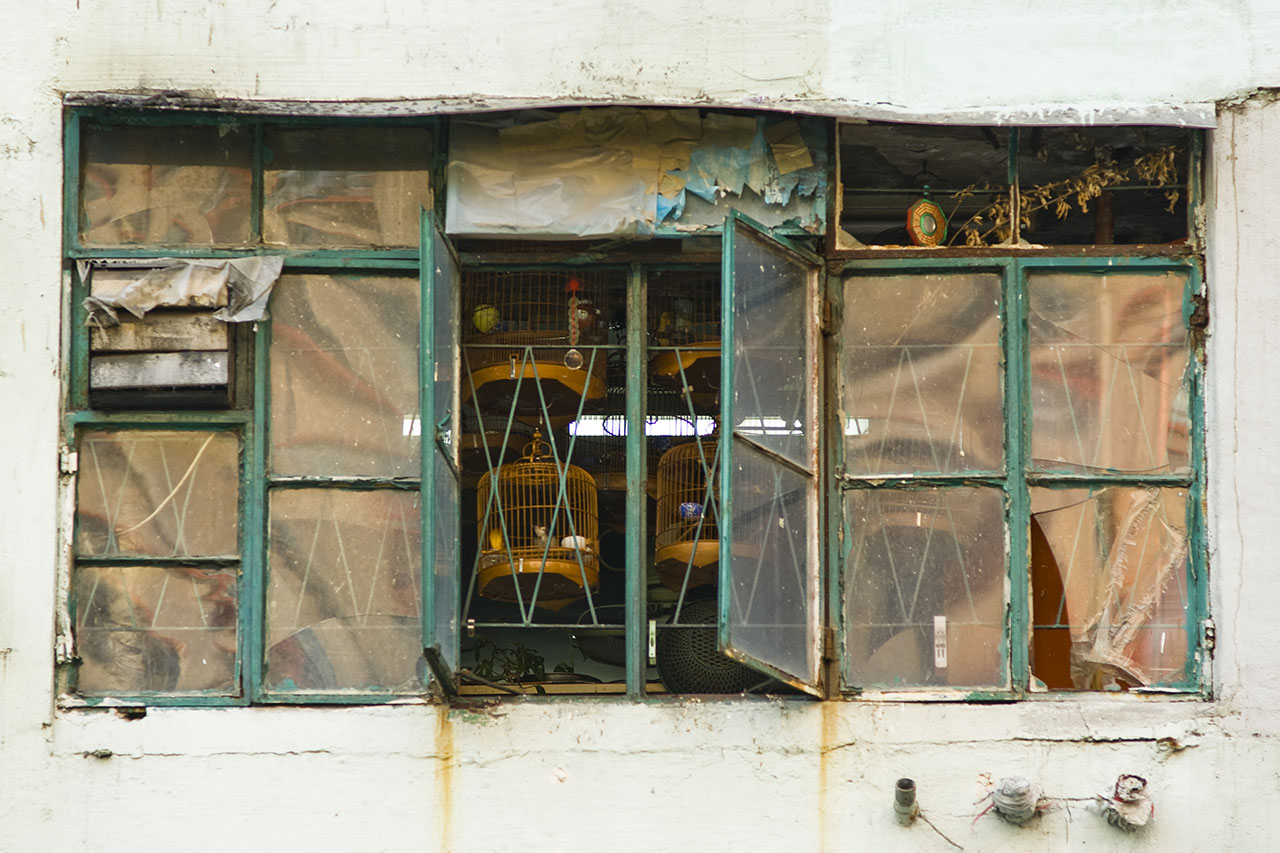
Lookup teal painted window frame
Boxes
[60,107,1207,705]
[831,254,1208,698]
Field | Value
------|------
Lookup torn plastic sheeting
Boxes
[81,257,285,327]
[446,108,826,237]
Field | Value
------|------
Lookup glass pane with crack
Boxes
[1030,486,1189,690]
[266,488,423,692]
[75,430,239,558]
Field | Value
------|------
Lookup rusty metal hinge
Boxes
[820,297,836,336]
[59,445,78,475]
[823,625,838,661]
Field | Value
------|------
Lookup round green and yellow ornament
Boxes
[907,187,947,247]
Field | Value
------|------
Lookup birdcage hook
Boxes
[522,430,553,462]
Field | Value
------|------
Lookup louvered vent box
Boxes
[89,310,232,409]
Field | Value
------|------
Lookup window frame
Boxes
[830,254,1208,700]
[59,106,1209,705]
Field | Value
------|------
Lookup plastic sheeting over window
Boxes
[446,108,827,237]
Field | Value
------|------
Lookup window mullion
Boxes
[624,262,647,697]
[1005,258,1030,694]
[243,304,270,702]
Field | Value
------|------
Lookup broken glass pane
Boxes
[1017,127,1190,246]
[845,487,1005,688]
[80,124,252,246]
[841,272,1003,476]
[1029,271,1191,474]
[1030,487,1189,690]
[839,123,1010,247]
[732,228,815,471]
[726,439,818,685]
[75,430,239,558]
[266,489,423,692]
[270,273,420,477]
[74,565,237,694]
[264,126,433,248]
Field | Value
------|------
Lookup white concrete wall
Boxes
[4,3,1280,850]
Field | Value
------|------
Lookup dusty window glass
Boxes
[727,441,817,683]
[1030,487,1189,690]
[841,272,1003,476]
[1028,271,1191,474]
[269,273,421,477]
[80,124,253,246]
[732,228,814,471]
[74,565,238,694]
[75,430,240,558]
[265,488,423,692]
[264,126,433,248]
[844,487,1006,688]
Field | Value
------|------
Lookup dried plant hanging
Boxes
[947,144,1182,247]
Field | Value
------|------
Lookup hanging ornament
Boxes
[564,277,584,370]
[907,186,947,247]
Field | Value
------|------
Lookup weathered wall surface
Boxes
[3,3,1280,851]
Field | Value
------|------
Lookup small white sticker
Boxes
[933,615,948,669]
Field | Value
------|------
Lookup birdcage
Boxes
[476,432,600,610]
[648,270,720,410]
[654,438,722,593]
[462,270,611,418]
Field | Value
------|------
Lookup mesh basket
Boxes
[656,598,763,694]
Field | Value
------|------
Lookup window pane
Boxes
[1017,127,1189,246]
[264,126,432,248]
[75,430,239,558]
[725,439,819,686]
[844,487,1006,688]
[839,123,1010,247]
[1029,271,1191,474]
[74,565,237,694]
[841,272,1003,475]
[80,124,252,246]
[428,225,461,671]
[270,273,420,477]
[1030,486,1189,690]
[732,228,815,471]
[266,489,423,692]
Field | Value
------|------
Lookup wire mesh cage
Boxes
[654,438,721,593]
[462,269,612,418]
[648,270,721,410]
[476,432,601,611]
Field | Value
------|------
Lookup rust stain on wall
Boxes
[436,707,455,852]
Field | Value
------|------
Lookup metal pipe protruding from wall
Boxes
[894,778,918,825]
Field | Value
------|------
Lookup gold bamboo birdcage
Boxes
[654,438,723,593]
[462,270,611,418]
[648,270,720,410]
[476,432,600,611]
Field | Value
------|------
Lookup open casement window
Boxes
[836,257,1204,696]
[718,214,824,696]
[418,213,824,699]
[422,213,462,691]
